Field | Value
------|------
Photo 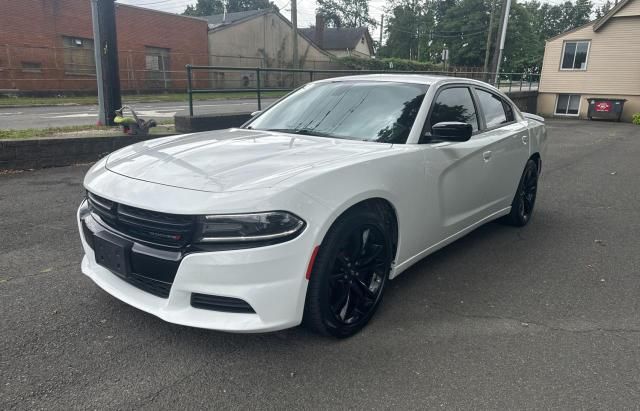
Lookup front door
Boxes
[419,86,497,241]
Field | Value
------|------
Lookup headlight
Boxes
[198,211,305,243]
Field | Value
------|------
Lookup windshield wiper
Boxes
[262,128,342,139]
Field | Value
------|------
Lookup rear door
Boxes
[472,87,530,209]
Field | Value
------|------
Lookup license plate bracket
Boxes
[94,230,133,278]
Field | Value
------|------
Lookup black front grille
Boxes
[82,215,179,299]
[126,273,172,299]
[87,192,197,248]
[191,293,256,313]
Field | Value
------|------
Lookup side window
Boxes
[429,87,479,131]
[476,89,512,128]
[504,100,514,122]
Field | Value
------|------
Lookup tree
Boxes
[433,0,457,24]
[316,0,377,28]
[527,1,564,41]
[559,0,593,30]
[183,0,277,16]
[382,0,434,60]
[431,0,494,67]
[572,0,593,26]
[502,1,544,72]
[183,0,223,16]
[382,0,598,71]
[595,0,612,18]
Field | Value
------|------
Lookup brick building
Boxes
[0,0,209,94]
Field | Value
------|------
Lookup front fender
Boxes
[283,147,429,273]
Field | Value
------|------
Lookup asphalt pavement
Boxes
[0,98,276,130]
[1,119,639,409]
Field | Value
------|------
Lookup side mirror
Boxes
[429,122,473,142]
[250,110,262,117]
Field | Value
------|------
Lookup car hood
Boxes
[105,129,391,193]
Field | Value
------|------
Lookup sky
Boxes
[116,0,388,40]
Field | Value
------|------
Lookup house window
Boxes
[561,41,590,70]
[145,46,170,90]
[21,62,42,73]
[62,36,95,75]
[145,47,169,73]
[555,94,581,116]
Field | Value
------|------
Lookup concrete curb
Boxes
[1,109,255,171]
[0,134,175,170]
[175,112,252,133]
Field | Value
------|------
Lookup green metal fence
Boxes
[185,65,540,117]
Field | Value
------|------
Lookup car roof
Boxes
[314,73,505,95]
[314,73,498,88]
[315,73,446,85]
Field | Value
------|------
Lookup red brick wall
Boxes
[0,0,209,93]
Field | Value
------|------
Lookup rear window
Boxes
[476,89,513,128]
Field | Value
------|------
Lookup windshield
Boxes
[246,81,428,144]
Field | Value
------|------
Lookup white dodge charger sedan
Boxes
[78,75,547,337]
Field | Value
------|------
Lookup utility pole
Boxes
[492,0,512,84]
[483,0,496,80]
[91,0,122,126]
[90,0,105,125]
[379,14,384,53]
[291,0,299,68]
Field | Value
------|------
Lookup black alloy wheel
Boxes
[304,208,393,338]
[328,224,387,325]
[503,159,539,227]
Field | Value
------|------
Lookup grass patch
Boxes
[0,125,117,140]
[0,91,286,107]
[0,122,175,140]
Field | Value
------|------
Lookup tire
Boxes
[502,159,539,227]
[303,208,393,338]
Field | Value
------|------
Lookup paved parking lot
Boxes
[1,119,639,409]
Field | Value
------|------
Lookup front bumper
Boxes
[77,201,313,332]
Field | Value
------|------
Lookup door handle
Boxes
[483,151,492,161]
[522,134,529,144]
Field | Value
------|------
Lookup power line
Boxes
[387,25,488,38]
[123,0,183,6]
[118,0,193,8]
[118,0,195,13]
